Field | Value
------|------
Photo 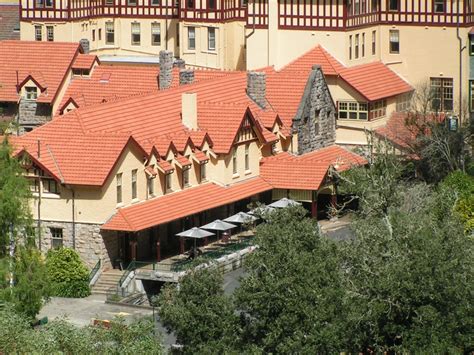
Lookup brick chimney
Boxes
[182,92,198,129]
[159,50,173,90]
[179,69,195,85]
[247,71,266,109]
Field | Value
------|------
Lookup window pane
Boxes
[152,23,161,45]
[188,27,195,50]
[208,27,215,51]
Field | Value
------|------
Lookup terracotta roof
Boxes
[157,159,174,173]
[279,45,345,76]
[0,40,80,103]
[193,149,209,163]
[260,146,367,190]
[0,6,20,41]
[175,154,191,168]
[102,177,273,231]
[72,54,98,70]
[145,165,158,177]
[338,62,413,102]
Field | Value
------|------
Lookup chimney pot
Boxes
[159,50,174,90]
[247,71,266,109]
[182,92,198,130]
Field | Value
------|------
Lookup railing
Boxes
[88,259,101,284]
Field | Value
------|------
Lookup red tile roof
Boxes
[0,6,20,41]
[193,149,209,163]
[279,45,345,76]
[102,177,273,231]
[72,54,99,70]
[0,41,80,104]
[260,146,367,190]
[175,154,191,168]
[338,62,413,102]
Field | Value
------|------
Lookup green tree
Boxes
[158,268,239,353]
[46,248,91,298]
[236,206,347,353]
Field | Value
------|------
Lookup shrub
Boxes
[46,248,90,298]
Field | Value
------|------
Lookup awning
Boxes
[175,154,192,169]
[102,177,272,232]
[193,150,209,164]
[157,160,174,174]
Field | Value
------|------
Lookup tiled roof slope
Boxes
[0,6,19,40]
[0,41,80,103]
[279,45,345,76]
[102,177,273,232]
[260,146,367,190]
[339,62,413,101]
[72,54,98,70]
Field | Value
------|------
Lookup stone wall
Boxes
[293,65,336,154]
[159,50,174,90]
[247,71,266,108]
[19,99,52,131]
[179,69,195,85]
[39,220,119,270]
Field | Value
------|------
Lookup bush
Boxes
[46,248,90,298]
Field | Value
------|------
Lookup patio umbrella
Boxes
[201,219,237,231]
[176,227,215,252]
[224,212,258,224]
[269,197,301,209]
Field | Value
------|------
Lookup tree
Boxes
[157,267,239,353]
[235,206,347,353]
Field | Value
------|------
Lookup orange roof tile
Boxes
[157,159,174,173]
[260,146,367,190]
[0,40,80,104]
[279,45,345,76]
[102,177,273,231]
[338,62,413,102]
[175,154,192,168]
[193,150,209,163]
[72,54,99,70]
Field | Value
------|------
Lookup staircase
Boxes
[91,269,124,295]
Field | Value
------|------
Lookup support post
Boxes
[130,234,137,261]
[311,191,318,218]
[179,236,185,254]
[156,235,161,262]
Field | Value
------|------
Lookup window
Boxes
[208,0,216,9]
[50,228,63,249]
[188,27,195,50]
[106,22,114,45]
[389,0,399,11]
[208,27,216,51]
[355,34,359,59]
[165,173,172,192]
[151,0,160,4]
[46,26,54,41]
[128,0,137,4]
[430,78,453,112]
[36,0,44,7]
[131,169,137,200]
[244,144,250,171]
[338,101,368,120]
[99,28,102,41]
[470,81,474,112]
[152,23,161,46]
[131,23,141,45]
[200,163,207,182]
[147,177,155,196]
[182,167,190,187]
[187,0,194,7]
[29,179,40,193]
[35,25,42,41]
[25,87,38,100]
[92,29,96,41]
[349,35,352,60]
[105,0,113,4]
[232,148,237,174]
[369,99,387,120]
[362,32,365,57]
[396,92,412,112]
[354,0,360,14]
[434,0,445,12]
[116,173,122,204]
[372,30,376,55]
[45,0,53,7]
[389,30,399,54]
[43,179,59,194]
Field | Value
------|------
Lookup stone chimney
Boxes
[182,92,198,129]
[174,59,186,69]
[159,50,173,90]
[179,69,195,85]
[247,71,266,109]
[79,38,90,54]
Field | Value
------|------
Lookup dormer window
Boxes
[25,87,38,100]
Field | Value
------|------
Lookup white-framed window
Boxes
[434,0,445,12]
[396,93,412,112]
[338,101,368,120]
[361,32,365,57]
[355,34,359,59]
[50,228,63,249]
[105,0,113,4]
[349,35,352,60]
[389,30,400,54]
[430,77,453,112]
[106,22,114,45]
[165,173,172,192]
[200,162,207,182]
[46,26,54,41]
[147,177,154,197]
[232,147,237,174]
[131,169,137,200]
[208,27,216,51]
[371,30,376,55]
[182,167,190,187]
[369,99,387,120]
[131,22,141,45]
[25,87,38,100]
[42,179,59,194]
[116,173,122,204]
[151,23,161,46]
[188,27,195,50]
[35,25,42,41]
[244,144,250,171]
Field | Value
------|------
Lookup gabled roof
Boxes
[260,146,367,190]
[338,62,413,102]
[279,45,345,76]
[72,54,99,70]
[0,41,81,104]
[102,177,273,232]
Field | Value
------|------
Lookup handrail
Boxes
[118,261,137,288]
[88,259,101,283]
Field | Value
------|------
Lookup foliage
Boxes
[46,248,90,298]
[236,206,347,353]
[441,171,474,233]
[0,246,51,320]
[0,136,33,256]
[0,307,163,354]
[157,267,239,353]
